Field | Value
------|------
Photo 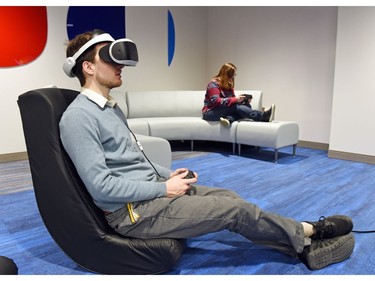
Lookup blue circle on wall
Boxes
[66,7,175,67]
[66,6,126,40]
[168,10,175,67]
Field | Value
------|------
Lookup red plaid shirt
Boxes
[202,81,237,113]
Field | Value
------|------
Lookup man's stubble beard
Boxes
[97,75,122,89]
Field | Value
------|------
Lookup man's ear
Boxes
[82,61,95,76]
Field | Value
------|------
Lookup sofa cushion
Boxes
[191,120,238,142]
[125,90,263,119]
[110,90,128,117]
[127,118,150,135]
[143,117,237,143]
[126,91,204,118]
[236,121,299,149]
[146,117,198,140]
[134,134,172,169]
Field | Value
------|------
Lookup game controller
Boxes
[242,94,253,101]
[183,170,195,179]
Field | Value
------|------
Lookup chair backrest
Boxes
[17,87,184,274]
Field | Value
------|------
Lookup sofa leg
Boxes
[274,149,279,163]
[238,144,241,156]
[293,144,297,156]
[232,143,236,154]
[190,140,194,151]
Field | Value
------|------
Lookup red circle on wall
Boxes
[0,6,47,67]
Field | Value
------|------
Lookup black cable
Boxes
[124,122,163,178]
[352,230,375,233]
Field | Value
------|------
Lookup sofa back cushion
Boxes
[125,90,262,119]
[110,90,129,117]
[126,91,203,118]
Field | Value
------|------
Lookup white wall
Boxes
[0,7,79,155]
[0,6,208,155]
[330,7,375,156]
[1,6,374,160]
[207,7,338,144]
[122,7,208,91]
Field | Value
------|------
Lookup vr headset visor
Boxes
[63,33,138,78]
[99,38,138,66]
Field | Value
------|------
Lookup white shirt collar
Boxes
[81,88,117,108]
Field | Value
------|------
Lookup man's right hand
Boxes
[165,170,197,198]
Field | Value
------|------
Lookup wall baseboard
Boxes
[0,152,28,163]
[328,150,375,165]
[297,141,374,164]
[297,140,329,151]
[1,146,374,165]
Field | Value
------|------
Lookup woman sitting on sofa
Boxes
[202,62,275,127]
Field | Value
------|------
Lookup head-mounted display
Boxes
[99,38,138,66]
[63,33,138,78]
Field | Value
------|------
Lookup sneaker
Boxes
[299,233,355,270]
[220,117,230,127]
[261,109,270,122]
[307,215,353,240]
[269,104,276,121]
[262,104,275,122]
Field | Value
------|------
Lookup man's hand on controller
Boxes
[166,168,197,198]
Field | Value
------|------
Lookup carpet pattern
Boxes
[0,160,32,195]
[0,145,374,275]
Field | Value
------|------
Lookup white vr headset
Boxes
[63,33,139,78]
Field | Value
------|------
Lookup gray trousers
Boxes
[105,185,307,257]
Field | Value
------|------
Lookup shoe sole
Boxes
[268,104,275,122]
[220,118,230,127]
[306,233,355,270]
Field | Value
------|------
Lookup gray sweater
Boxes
[59,93,170,212]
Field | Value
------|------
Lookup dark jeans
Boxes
[203,104,263,123]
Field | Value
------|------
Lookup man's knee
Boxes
[195,186,241,199]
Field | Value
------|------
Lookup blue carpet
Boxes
[167,147,375,275]
[0,147,374,275]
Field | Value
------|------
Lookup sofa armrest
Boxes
[110,90,128,117]
[135,134,172,169]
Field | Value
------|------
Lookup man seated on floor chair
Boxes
[59,29,355,270]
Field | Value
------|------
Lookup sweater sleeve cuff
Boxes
[154,181,167,197]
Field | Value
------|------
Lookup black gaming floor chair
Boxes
[0,256,18,275]
[17,87,185,274]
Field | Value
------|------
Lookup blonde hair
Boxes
[213,63,237,91]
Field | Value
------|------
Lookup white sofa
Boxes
[111,90,299,163]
